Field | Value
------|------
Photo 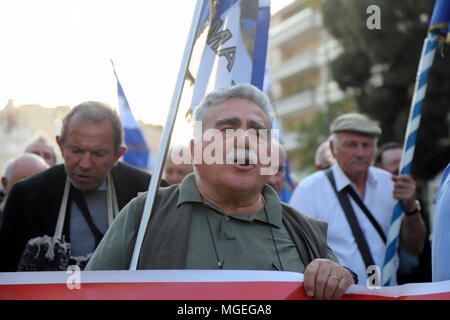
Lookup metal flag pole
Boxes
[381,32,440,286]
[129,0,206,270]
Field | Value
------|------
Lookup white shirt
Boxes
[432,164,450,282]
[289,164,398,284]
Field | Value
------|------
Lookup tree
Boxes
[321,0,450,181]
[295,96,357,173]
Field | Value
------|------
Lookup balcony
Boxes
[274,84,345,118]
[269,8,322,48]
[274,89,316,117]
[270,43,342,82]
[270,51,316,82]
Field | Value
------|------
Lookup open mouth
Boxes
[75,174,92,182]
[226,149,258,168]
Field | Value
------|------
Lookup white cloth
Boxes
[432,164,450,282]
[289,164,398,284]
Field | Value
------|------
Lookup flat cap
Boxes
[330,113,382,136]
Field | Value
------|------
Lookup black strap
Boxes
[70,186,104,246]
[324,169,375,269]
[344,186,387,243]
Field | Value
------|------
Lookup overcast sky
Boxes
[0,0,293,143]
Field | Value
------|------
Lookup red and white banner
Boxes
[1,270,449,300]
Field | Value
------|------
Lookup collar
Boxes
[331,163,378,192]
[177,173,283,228]
[97,182,107,191]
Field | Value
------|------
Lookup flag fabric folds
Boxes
[429,0,450,41]
[114,72,154,170]
[188,0,271,110]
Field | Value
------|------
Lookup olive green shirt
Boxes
[185,193,304,272]
[87,174,337,271]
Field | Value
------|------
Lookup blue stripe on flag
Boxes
[406,128,419,147]
[251,4,271,89]
[189,0,271,109]
[122,128,151,168]
[216,0,240,20]
[412,101,424,119]
[116,77,154,169]
[429,0,450,33]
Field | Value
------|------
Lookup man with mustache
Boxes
[0,101,167,271]
[87,84,358,300]
[289,113,426,285]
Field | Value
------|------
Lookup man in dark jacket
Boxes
[0,101,166,272]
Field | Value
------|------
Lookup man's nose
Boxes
[355,144,366,156]
[234,130,250,149]
[79,152,93,169]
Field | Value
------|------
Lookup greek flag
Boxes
[382,0,450,286]
[113,67,154,170]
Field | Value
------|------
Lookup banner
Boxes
[1,270,449,300]
[188,0,271,110]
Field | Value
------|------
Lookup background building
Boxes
[0,100,163,175]
[268,0,346,178]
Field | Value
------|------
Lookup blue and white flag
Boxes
[382,0,450,286]
[429,0,450,41]
[188,0,271,109]
[113,68,154,170]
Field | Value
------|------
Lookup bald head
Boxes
[2,153,49,199]
[163,145,193,185]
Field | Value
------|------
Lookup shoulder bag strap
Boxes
[324,168,375,269]
[344,186,387,243]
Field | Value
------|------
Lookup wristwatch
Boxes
[404,200,421,216]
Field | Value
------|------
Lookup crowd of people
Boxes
[0,84,447,299]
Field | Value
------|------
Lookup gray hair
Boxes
[192,83,274,128]
[25,132,57,164]
[60,101,124,153]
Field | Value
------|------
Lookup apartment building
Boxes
[268,0,346,176]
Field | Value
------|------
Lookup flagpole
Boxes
[381,32,440,285]
[129,0,206,270]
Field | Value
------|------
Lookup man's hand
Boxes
[392,174,417,212]
[303,259,355,300]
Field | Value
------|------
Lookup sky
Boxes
[0,0,294,144]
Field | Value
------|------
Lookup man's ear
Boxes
[1,177,8,191]
[329,139,336,159]
[189,139,196,160]
[56,136,63,153]
[115,145,127,163]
